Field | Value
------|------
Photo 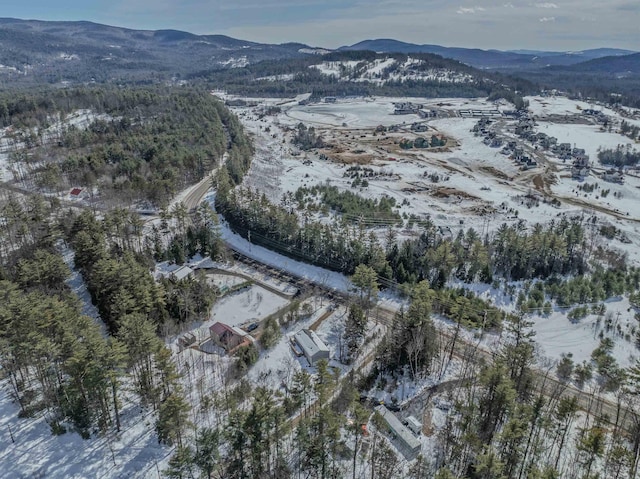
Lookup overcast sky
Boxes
[4,0,639,51]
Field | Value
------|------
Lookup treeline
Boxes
[514,64,640,109]
[3,86,253,207]
[217,175,592,287]
[598,145,640,167]
[0,241,186,442]
[0,193,57,266]
[518,265,640,311]
[295,184,403,225]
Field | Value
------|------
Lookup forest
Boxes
[2,77,640,478]
[190,51,535,105]
[598,146,640,167]
[0,86,252,207]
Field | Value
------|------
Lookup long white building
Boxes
[294,329,330,365]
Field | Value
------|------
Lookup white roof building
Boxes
[294,329,330,365]
[171,265,194,281]
[375,405,421,460]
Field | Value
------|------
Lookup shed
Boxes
[69,188,86,199]
[405,415,422,435]
[375,405,421,460]
[294,329,330,365]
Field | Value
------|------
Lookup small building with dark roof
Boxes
[210,322,251,355]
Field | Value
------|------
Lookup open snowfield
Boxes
[525,95,622,118]
[284,98,412,129]
[531,297,638,368]
[537,122,633,162]
[233,93,640,244]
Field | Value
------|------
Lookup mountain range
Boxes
[0,18,307,84]
[339,39,637,70]
[0,18,638,87]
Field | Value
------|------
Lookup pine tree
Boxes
[351,264,379,315]
[344,304,367,361]
[164,446,195,479]
[156,392,190,447]
[194,428,220,479]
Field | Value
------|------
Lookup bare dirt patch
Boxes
[430,186,480,201]
[479,166,512,181]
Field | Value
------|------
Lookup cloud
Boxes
[539,16,556,21]
[503,3,515,7]
[456,6,486,14]
[535,2,558,7]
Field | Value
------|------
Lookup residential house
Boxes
[210,322,252,354]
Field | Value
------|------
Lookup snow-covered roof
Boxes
[375,405,421,457]
[294,329,329,360]
[405,416,422,433]
[172,265,194,281]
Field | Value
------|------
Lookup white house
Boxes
[375,405,422,460]
[294,329,330,365]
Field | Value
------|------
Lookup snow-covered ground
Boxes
[59,243,107,335]
[0,377,170,479]
[4,92,640,478]
[0,109,113,183]
[537,122,632,164]
[225,93,640,378]
[526,95,621,118]
[209,285,289,328]
[246,303,344,390]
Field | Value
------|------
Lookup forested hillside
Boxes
[0,86,252,206]
[196,51,536,103]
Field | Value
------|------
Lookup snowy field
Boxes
[204,272,247,290]
[525,95,621,118]
[227,93,640,375]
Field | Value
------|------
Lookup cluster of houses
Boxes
[410,122,429,133]
[504,143,538,170]
[553,143,591,179]
[512,114,596,179]
[602,169,625,184]
[472,119,505,148]
[417,109,439,119]
[582,108,608,125]
[207,320,331,367]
